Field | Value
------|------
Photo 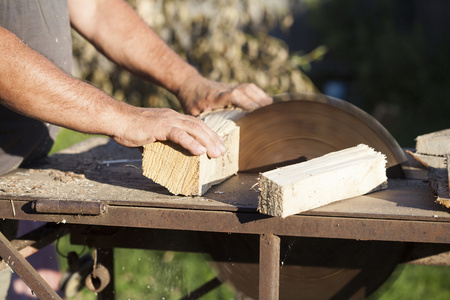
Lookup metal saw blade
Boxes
[237,93,407,178]
[210,236,404,300]
[209,93,407,299]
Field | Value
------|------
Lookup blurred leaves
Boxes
[306,0,450,145]
[72,0,318,112]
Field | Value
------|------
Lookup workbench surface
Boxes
[0,137,449,221]
[2,136,449,300]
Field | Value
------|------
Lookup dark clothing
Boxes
[0,0,72,175]
[0,2,73,291]
[0,0,72,71]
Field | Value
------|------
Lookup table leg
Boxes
[259,234,280,300]
[97,247,115,300]
[0,230,61,300]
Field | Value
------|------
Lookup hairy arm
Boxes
[0,26,225,157]
[68,0,198,96]
[68,0,272,115]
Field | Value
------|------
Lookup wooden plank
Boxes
[416,128,450,156]
[412,129,450,206]
[142,109,246,196]
[258,144,388,218]
[406,150,447,169]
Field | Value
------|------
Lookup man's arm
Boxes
[0,26,225,158]
[68,0,272,115]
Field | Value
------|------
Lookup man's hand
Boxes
[68,0,270,156]
[112,106,226,158]
[0,25,225,159]
[177,74,273,116]
[69,0,272,118]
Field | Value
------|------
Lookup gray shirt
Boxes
[0,0,72,72]
[0,0,73,175]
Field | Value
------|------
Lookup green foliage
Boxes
[56,234,234,299]
[113,249,233,300]
[72,0,318,111]
[49,128,97,155]
[307,0,450,146]
[370,265,450,300]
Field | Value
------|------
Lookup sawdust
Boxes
[0,138,141,200]
[0,168,92,199]
[0,137,259,211]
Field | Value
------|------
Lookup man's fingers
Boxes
[229,84,272,110]
[228,89,257,110]
[113,107,226,158]
[167,117,225,158]
[185,117,226,157]
[169,128,207,156]
[247,83,273,106]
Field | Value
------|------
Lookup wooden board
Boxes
[1,138,449,223]
[406,150,447,169]
[416,128,450,156]
[410,129,450,203]
[258,144,388,218]
[142,109,246,196]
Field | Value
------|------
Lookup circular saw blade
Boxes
[237,93,407,178]
[210,93,407,299]
[211,236,404,300]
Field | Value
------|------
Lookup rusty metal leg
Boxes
[97,247,115,300]
[180,277,222,300]
[259,234,280,300]
[0,230,62,300]
[0,223,68,271]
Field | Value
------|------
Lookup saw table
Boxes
[0,138,449,299]
[1,94,450,299]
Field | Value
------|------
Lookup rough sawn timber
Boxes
[142,109,246,196]
[258,144,388,218]
[416,129,450,156]
[409,129,450,207]
[406,150,446,169]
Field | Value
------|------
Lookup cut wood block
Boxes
[142,109,245,196]
[258,144,388,218]
[406,150,447,169]
[412,129,450,199]
[416,129,450,156]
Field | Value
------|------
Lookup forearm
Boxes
[68,0,199,95]
[0,26,124,137]
[0,26,225,157]
[68,0,272,117]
